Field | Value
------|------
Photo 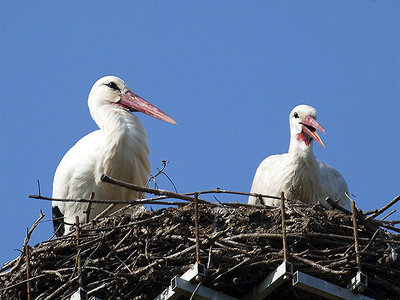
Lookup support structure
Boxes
[243,261,293,300]
[292,271,374,300]
[155,260,375,300]
[155,263,236,300]
[350,201,368,294]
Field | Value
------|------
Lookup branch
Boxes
[103,174,290,203]
[366,195,400,220]
[289,254,347,275]
[325,197,351,214]
[0,212,45,277]
[30,194,190,206]
[146,160,167,188]
[101,174,219,206]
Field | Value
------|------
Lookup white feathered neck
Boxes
[89,95,149,185]
[285,106,322,202]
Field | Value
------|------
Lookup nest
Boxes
[1,201,400,299]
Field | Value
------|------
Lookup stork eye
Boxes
[294,112,299,118]
[106,82,120,91]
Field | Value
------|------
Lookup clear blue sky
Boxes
[1,1,399,264]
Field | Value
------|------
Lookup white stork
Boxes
[52,76,176,236]
[248,104,351,210]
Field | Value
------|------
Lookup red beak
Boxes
[119,90,177,125]
[301,115,326,147]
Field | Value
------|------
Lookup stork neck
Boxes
[91,104,149,184]
[288,134,316,160]
[91,104,140,138]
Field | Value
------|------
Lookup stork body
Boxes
[248,105,350,210]
[52,76,176,236]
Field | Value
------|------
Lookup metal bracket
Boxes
[172,276,238,300]
[70,288,88,300]
[69,288,103,300]
[350,272,368,293]
[154,276,238,300]
[154,262,236,300]
[154,284,177,300]
[242,260,293,300]
[180,262,207,283]
[293,271,374,300]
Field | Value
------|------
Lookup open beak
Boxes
[119,90,177,125]
[301,115,326,147]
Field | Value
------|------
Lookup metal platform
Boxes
[242,261,293,300]
[154,261,375,300]
[293,271,374,300]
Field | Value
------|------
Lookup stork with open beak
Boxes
[52,76,176,236]
[248,104,351,210]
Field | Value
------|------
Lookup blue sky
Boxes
[1,1,399,263]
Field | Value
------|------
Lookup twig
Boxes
[115,227,134,250]
[101,174,218,206]
[326,197,351,214]
[42,270,64,281]
[92,203,116,221]
[280,192,288,261]
[377,224,400,233]
[366,195,400,220]
[225,231,399,245]
[211,258,251,282]
[0,274,47,292]
[213,196,232,214]
[363,209,378,216]
[75,216,82,287]
[190,281,203,300]
[87,282,109,295]
[197,188,294,202]
[84,192,95,223]
[111,248,133,274]
[103,175,291,203]
[381,220,400,225]
[30,194,190,207]
[381,209,396,221]
[352,201,362,273]
[82,213,167,232]
[207,245,213,269]
[43,275,79,300]
[289,254,347,274]
[0,256,19,273]
[194,193,200,264]
[0,212,45,277]
[25,233,31,300]
[362,229,381,252]
[30,187,283,211]
[160,169,178,193]
[37,180,41,197]
[146,160,167,188]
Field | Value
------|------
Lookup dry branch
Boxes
[0,212,45,278]
[280,192,288,261]
[366,195,400,220]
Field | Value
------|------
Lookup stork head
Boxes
[88,76,176,124]
[289,104,326,149]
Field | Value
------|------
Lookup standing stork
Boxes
[248,104,350,210]
[52,76,176,236]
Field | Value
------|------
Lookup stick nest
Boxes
[1,203,400,299]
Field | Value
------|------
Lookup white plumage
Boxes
[52,76,176,236]
[248,105,350,210]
